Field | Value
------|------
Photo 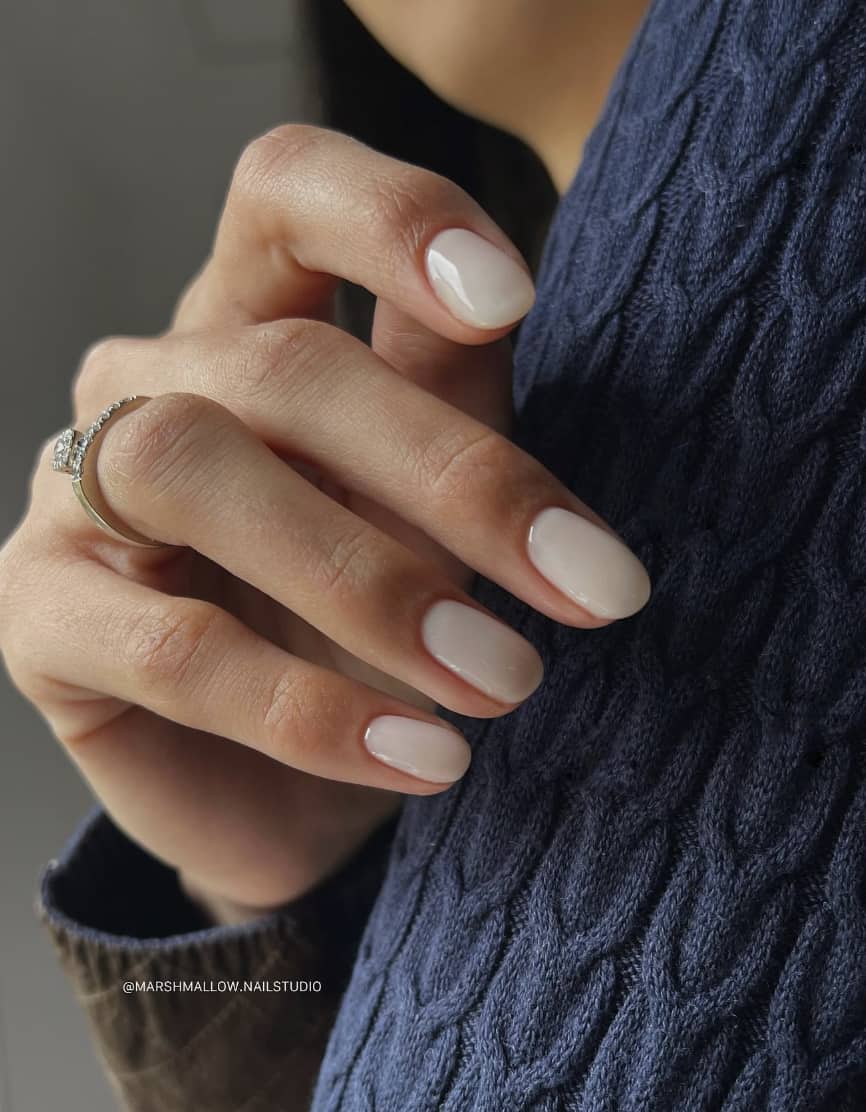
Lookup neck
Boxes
[516,0,650,194]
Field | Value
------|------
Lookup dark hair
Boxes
[309,0,557,337]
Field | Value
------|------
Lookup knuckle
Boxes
[101,391,227,499]
[368,169,465,258]
[311,523,374,596]
[414,425,512,502]
[368,178,434,253]
[233,123,334,205]
[261,670,348,769]
[236,319,334,402]
[260,671,312,760]
[73,336,131,413]
[124,599,220,699]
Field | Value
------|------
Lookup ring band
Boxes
[51,395,172,549]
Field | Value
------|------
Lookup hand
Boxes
[0,126,650,921]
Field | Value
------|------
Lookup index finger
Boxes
[172,125,535,340]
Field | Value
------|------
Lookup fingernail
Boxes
[425,228,535,329]
[420,598,544,703]
[527,507,651,620]
[363,715,471,783]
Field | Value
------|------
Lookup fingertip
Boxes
[425,228,536,331]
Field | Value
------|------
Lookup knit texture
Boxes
[311,2,866,1109]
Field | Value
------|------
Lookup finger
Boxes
[78,328,651,630]
[89,391,546,716]
[25,558,471,794]
[370,297,513,434]
[356,299,514,585]
[171,125,535,342]
[59,707,403,909]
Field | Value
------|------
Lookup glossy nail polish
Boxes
[420,598,544,703]
[425,228,535,328]
[527,507,651,620]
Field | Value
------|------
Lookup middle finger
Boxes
[79,322,652,630]
[90,389,544,717]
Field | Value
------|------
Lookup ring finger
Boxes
[85,390,547,717]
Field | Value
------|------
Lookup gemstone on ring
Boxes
[51,396,139,479]
[48,394,168,549]
[51,428,78,474]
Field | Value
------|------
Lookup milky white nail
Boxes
[363,716,471,783]
[425,228,535,328]
[527,507,651,620]
[421,598,543,703]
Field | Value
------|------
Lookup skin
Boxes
[345,0,650,191]
[0,6,649,925]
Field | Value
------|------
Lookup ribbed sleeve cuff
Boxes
[36,806,398,1112]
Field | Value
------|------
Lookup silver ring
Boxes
[51,395,172,549]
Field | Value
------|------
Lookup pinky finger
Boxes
[31,561,471,794]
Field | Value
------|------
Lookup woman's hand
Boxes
[0,126,650,922]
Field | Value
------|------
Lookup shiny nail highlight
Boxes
[425,228,535,329]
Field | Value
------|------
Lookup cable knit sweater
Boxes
[38,1,866,1109]
[309,1,866,1108]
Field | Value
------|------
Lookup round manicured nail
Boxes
[363,715,471,783]
[527,507,651,620]
[420,598,544,703]
[425,229,536,329]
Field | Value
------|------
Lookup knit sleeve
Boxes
[36,807,397,1112]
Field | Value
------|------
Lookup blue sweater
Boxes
[38,1,866,1109]
[309,0,866,1108]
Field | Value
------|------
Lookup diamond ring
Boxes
[51,395,173,549]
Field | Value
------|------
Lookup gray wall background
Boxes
[0,4,322,1108]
